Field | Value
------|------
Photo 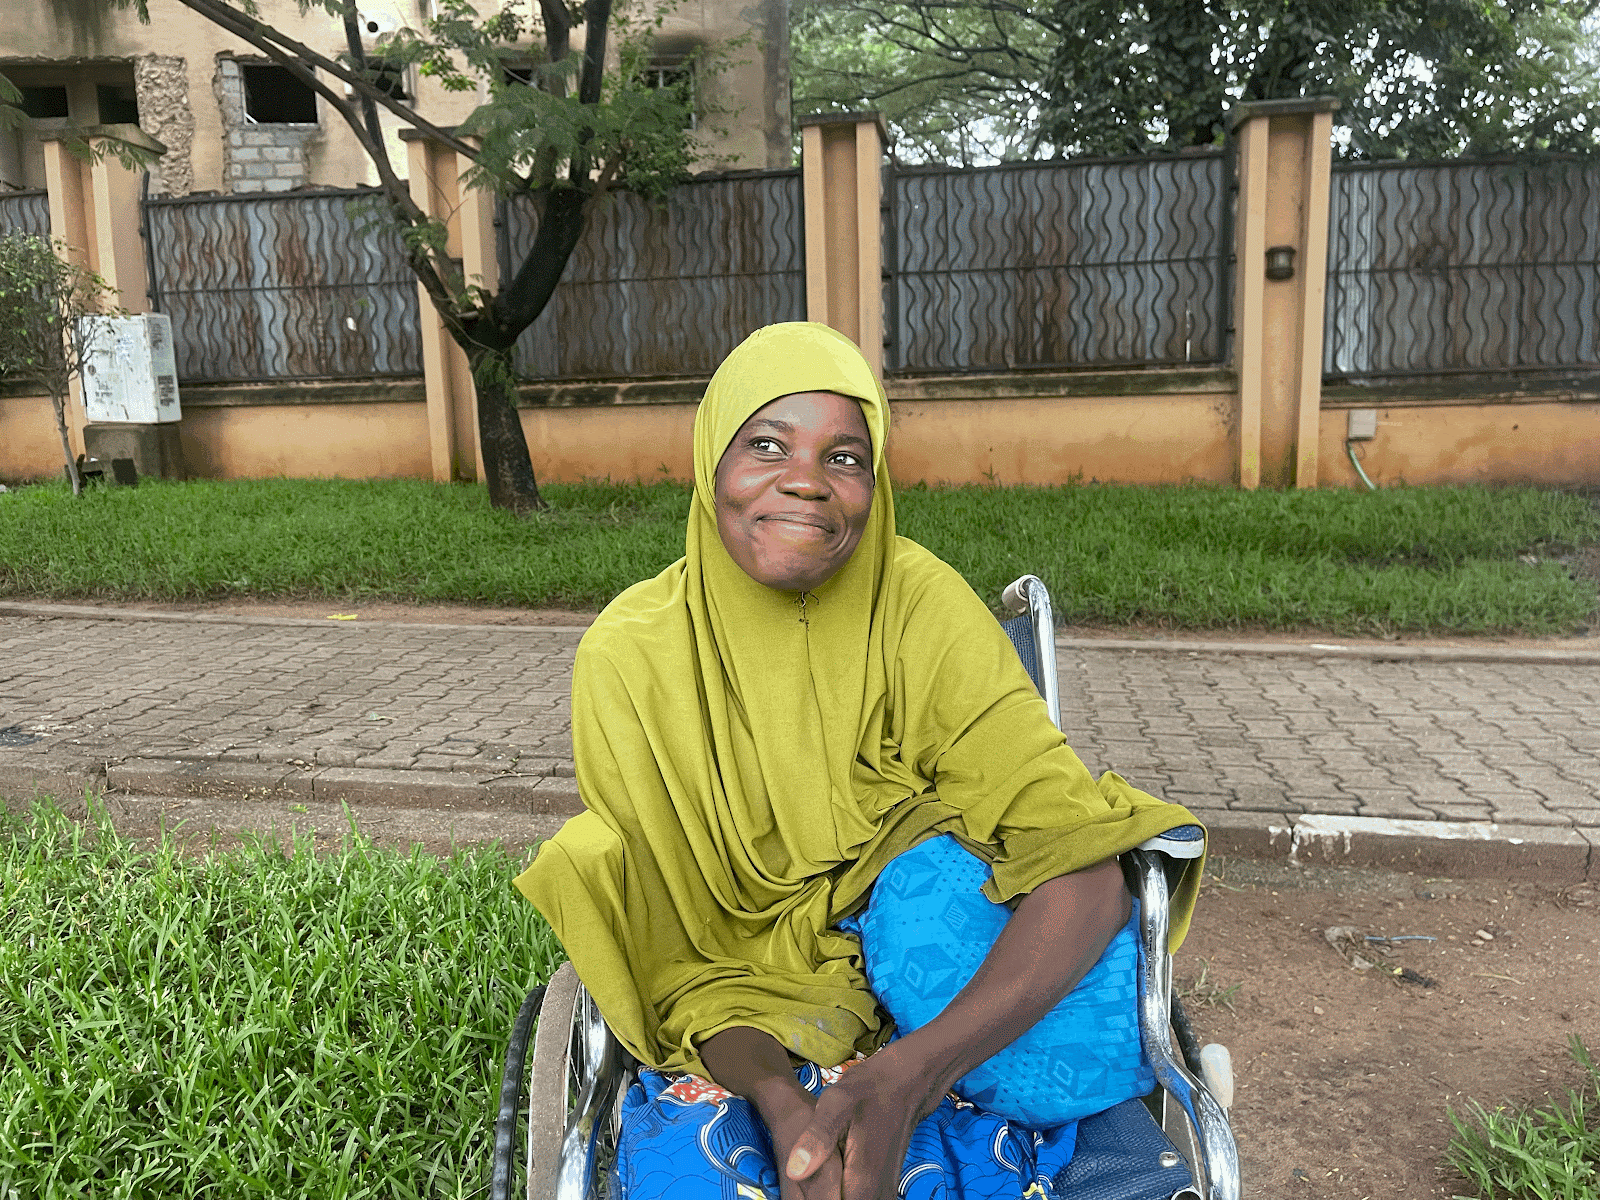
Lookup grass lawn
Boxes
[0,800,560,1200]
[0,476,1596,634]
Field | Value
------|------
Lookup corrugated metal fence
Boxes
[1325,158,1600,378]
[144,189,422,384]
[0,190,51,239]
[121,154,1600,388]
[498,170,805,380]
[888,154,1230,373]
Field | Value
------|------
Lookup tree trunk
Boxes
[468,343,546,514]
[457,185,591,515]
[49,384,81,496]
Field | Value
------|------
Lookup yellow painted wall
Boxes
[11,385,1600,491]
[519,404,699,482]
[1318,402,1600,488]
[178,402,432,480]
[0,394,64,481]
[886,394,1237,486]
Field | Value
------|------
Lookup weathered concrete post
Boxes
[402,130,497,484]
[799,113,888,381]
[1230,98,1337,489]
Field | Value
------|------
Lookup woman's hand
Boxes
[782,1037,947,1200]
[758,1088,845,1200]
[699,1027,846,1200]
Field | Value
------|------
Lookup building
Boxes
[2,0,791,197]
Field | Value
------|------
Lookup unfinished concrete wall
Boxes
[212,57,317,193]
[133,54,194,196]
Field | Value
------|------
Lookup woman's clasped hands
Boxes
[775,1038,953,1200]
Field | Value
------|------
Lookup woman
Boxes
[515,323,1202,1200]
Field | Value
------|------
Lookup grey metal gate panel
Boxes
[0,190,51,239]
[144,189,423,384]
[1324,158,1600,378]
[500,171,805,380]
[889,154,1229,373]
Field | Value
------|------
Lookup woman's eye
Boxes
[830,451,863,467]
[750,437,781,454]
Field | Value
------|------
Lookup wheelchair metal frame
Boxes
[494,574,1241,1200]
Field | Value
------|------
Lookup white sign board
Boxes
[80,314,181,424]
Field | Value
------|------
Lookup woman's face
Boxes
[714,390,875,592]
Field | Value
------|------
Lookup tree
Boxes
[1042,0,1600,158]
[114,0,713,513]
[0,233,118,496]
[791,0,1061,163]
[790,0,1600,162]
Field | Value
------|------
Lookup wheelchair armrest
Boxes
[1127,845,1241,1200]
[1136,822,1205,859]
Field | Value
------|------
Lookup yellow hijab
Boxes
[514,322,1199,1077]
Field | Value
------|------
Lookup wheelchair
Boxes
[492,575,1241,1200]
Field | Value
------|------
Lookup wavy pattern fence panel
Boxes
[501,172,805,380]
[145,190,423,383]
[0,191,51,239]
[1325,159,1600,377]
[889,155,1228,372]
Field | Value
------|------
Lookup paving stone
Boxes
[7,612,1599,862]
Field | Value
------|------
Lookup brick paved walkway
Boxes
[2,608,1597,874]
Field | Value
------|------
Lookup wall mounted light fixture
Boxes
[1265,245,1296,280]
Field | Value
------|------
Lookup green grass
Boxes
[0,476,1596,634]
[1446,1038,1600,1200]
[0,799,564,1200]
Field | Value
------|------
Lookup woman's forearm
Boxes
[699,1026,814,1125]
[894,856,1132,1104]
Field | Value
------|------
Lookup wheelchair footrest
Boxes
[1052,1098,1197,1200]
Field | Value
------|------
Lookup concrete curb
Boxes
[12,791,570,854]
[1189,806,1597,884]
[5,600,1597,663]
[3,754,1592,883]
[2,754,582,816]
[0,600,592,635]
[1055,636,1600,665]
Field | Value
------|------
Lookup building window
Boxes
[19,86,69,120]
[640,58,696,130]
[241,64,318,124]
[501,61,536,89]
[96,83,140,125]
[364,59,409,102]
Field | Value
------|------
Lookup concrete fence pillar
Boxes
[402,130,497,484]
[799,113,888,381]
[39,128,165,460]
[1230,98,1338,489]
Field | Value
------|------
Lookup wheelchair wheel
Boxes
[529,961,629,1200]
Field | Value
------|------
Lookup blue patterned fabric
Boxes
[849,834,1153,1129]
[610,833,1157,1198]
[611,1063,1080,1200]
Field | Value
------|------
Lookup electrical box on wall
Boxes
[1346,408,1378,441]
[79,314,181,424]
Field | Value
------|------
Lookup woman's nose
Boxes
[776,458,830,498]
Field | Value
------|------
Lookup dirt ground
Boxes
[1179,856,1599,1200]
